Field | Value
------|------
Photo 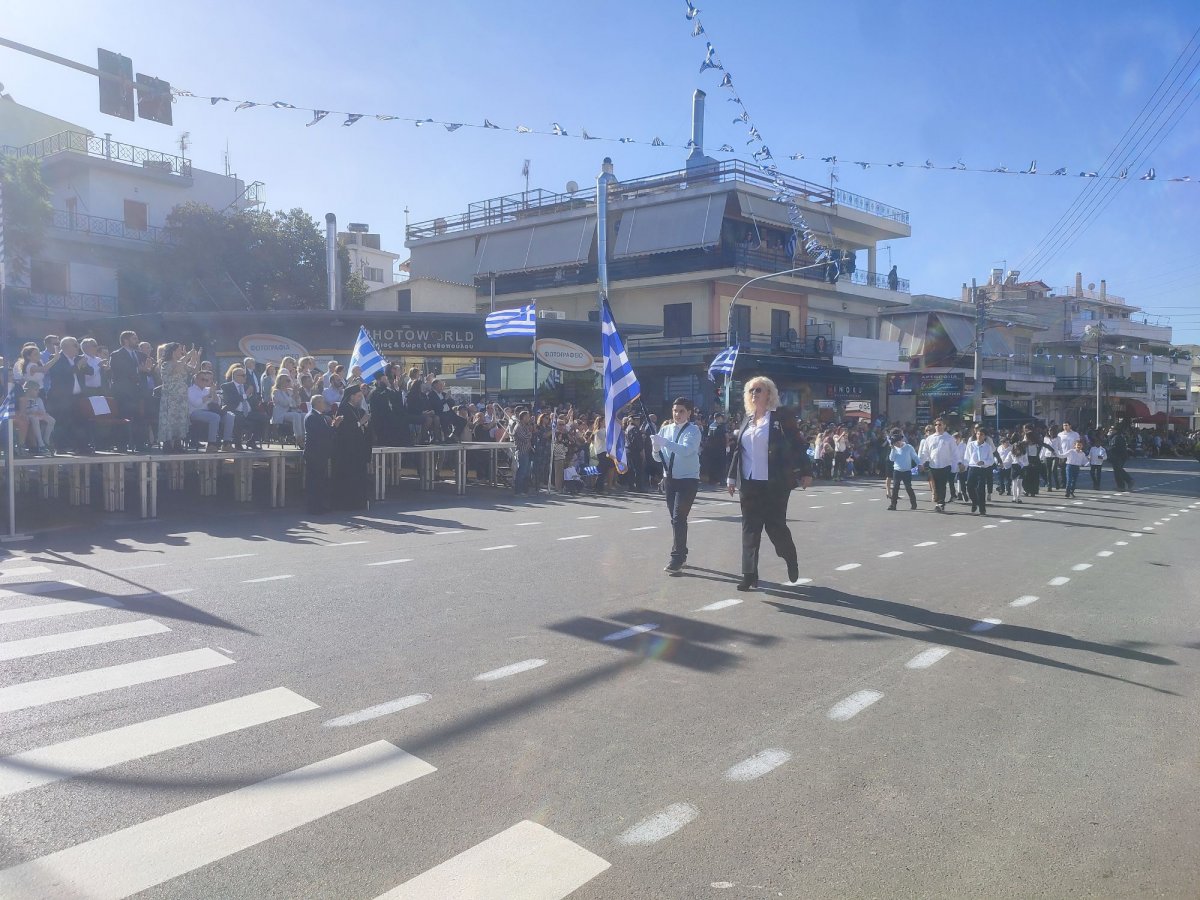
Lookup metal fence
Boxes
[2,131,192,178]
[51,209,173,245]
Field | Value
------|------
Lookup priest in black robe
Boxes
[302,395,338,514]
[331,384,374,510]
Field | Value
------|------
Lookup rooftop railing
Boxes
[1,131,192,177]
[51,209,173,245]
[409,159,908,239]
[9,287,119,316]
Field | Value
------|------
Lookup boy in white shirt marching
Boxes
[1087,441,1107,491]
[1064,439,1089,498]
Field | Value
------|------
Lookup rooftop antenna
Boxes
[223,140,230,177]
[178,131,190,158]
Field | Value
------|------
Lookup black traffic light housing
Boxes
[135,74,173,125]
[97,48,134,121]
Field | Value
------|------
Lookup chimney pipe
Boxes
[1099,279,1106,302]
[1074,272,1083,297]
[688,89,706,162]
[325,213,338,311]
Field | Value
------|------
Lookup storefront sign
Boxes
[367,327,477,353]
[918,373,964,397]
[238,334,310,361]
[844,401,872,414]
[827,383,867,398]
[534,337,600,372]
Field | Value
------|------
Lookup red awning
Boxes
[1124,399,1151,419]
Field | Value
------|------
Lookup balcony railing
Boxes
[981,357,1057,377]
[51,209,173,245]
[1055,375,1144,393]
[409,159,908,239]
[1,131,192,178]
[8,287,119,316]
[475,242,912,296]
[628,330,840,362]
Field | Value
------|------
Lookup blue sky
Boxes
[4,0,1199,341]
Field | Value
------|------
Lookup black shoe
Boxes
[736,575,759,592]
[887,504,897,510]
[786,560,800,583]
[664,560,683,575]
[910,502,918,510]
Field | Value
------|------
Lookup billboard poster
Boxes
[918,373,965,397]
[887,372,917,395]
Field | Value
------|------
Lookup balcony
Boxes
[628,330,839,365]
[9,287,119,317]
[981,357,1057,377]
[50,210,174,246]
[410,159,908,239]
[1069,316,1172,344]
[1054,375,1143,394]
[475,242,911,297]
[1,131,192,178]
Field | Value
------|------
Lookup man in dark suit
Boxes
[220,367,266,450]
[302,395,339,513]
[108,330,152,451]
[726,377,812,591]
[45,336,96,454]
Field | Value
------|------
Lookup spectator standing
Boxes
[45,336,93,454]
[39,335,59,365]
[109,331,152,451]
[157,343,199,452]
[512,409,534,495]
[271,372,307,447]
[331,385,373,510]
[302,395,338,513]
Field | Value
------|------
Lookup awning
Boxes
[738,192,834,235]
[474,217,596,275]
[935,314,977,353]
[981,329,1010,357]
[1124,399,1152,419]
[879,314,926,358]
[408,236,478,286]
[612,195,724,258]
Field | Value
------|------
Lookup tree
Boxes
[122,203,366,312]
[0,155,53,284]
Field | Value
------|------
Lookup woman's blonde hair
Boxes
[743,376,780,411]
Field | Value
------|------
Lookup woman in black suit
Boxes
[726,376,812,591]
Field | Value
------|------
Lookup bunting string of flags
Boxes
[166,79,1195,184]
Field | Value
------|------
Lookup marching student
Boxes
[1064,439,1089,498]
[952,431,969,502]
[651,397,703,576]
[964,425,997,516]
[996,434,1015,496]
[886,429,920,510]
[920,418,958,513]
[1087,439,1108,490]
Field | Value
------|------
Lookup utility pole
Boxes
[972,277,984,423]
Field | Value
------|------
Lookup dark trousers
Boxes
[967,466,990,512]
[664,477,699,565]
[304,457,330,513]
[998,468,1012,494]
[738,479,797,577]
[1110,459,1133,491]
[889,470,916,507]
[1090,464,1103,490]
[930,465,953,506]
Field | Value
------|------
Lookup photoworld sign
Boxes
[238,334,310,361]
[535,338,602,372]
[368,328,477,353]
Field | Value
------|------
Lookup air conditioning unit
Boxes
[539,310,566,320]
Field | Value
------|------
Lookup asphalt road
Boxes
[0,456,1197,899]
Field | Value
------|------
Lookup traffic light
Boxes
[136,74,173,125]
[97,49,134,121]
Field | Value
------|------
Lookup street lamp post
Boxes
[1086,322,1106,429]
[722,261,834,418]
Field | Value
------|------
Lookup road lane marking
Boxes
[577,515,599,520]
[1129,533,1143,538]
[617,803,698,845]
[951,531,969,536]
[367,559,412,567]
[1010,595,1039,607]
[107,563,167,573]
[828,690,883,721]
[602,624,659,642]
[377,820,609,900]
[915,541,938,547]
[834,563,860,571]
[724,749,792,782]
[982,524,997,529]
[433,530,464,535]
[241,575,294,583]
[841,502,854,505]
[0,688,317,798]
[0,648,233,713]
[327,541,369,547]
[1114,541,1129,546]
[692,518,713,524]
[323,694,431,728]
[998,519,1013,524]
[970,618,1002,632]
[481,545,516,552]
[0,596,123,625]
[0,579,83,599]
[0,566,52,578]
[514,522,542,527]
[0,741,434,900]
[696,599,742,612]
[1142,526,1154,531]
[631,526,657,531]
[557,535,591,541]
[878,551,903,558]
[905,647,951,669]
[631,510,653,514]
[1096,551,1113,557]
[207,553,256,561]
[808,505,824,509]
[1072,563,1092,571]
[474,659,547,682]
[0,619,169,662]
[1048,576,1070,586]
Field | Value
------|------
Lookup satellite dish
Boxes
[1088,282,1095,291]
[566,180,579,194]
[433,218,447,235]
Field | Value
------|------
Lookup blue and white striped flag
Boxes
[454,363,482,379]
[707,345,739,383]
[485,302,537,337]
[349,326,387,384]
[601,297,641,474]
[0,385,16,423]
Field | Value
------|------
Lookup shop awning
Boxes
[935,314,977,354]
[408,236,478,285]
[474,217,596,275]
[737,192,834,235]
[612,195,724,258]
[1124,399,1152,419]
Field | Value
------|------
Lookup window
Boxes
[396,288,411,312]
[1014,336,1031,360]
[771,309,790,346]
[363,266,386,283]
[123,199,148,231]
[30,259,69,295]
[662,302,693,338]
[733,305,751,344]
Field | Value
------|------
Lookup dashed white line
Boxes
[997,519,1013,524]
[107,563,167,573]
[724,749,792,782]
[1048,576,1070,586]
[514,522,542,527]
[474,659,547,682]
[0,566,52,578]
[1021,513,1034,517]
[617,803,698,845]
[841,502,854,505]
[480,545,516,552]
[1096,551,1113,557]
[322,694,431,728]
[1130,533,1144,538]
[433,530,464,536]
[241,575,294,584]
[982,524,997,529]
[828,690,883,721]
[1114,541,1129,546]
[577,515,600,520]
[602,624,659,642]
[631,526,658,531]
[327,541,369,547]
[1010,595,1039,607]
[808,505,824,509]
[1071,563,1092,571]
[558,535,592,542]
[631,510,653,515]
[878,551,903,558]
[1142,526,1154,531]
[915,541,938,547]
[950,532,968,537]
[367,559,412,567]
[970,618,1002,632]
[834,563,861,571]
[697,599,742,612]
[692,518,713,524]
[207,553,256,561]
[905,647,951,669]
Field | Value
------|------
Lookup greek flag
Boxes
[601,297,641,473]
[0,385,15,423]
[349,326,387,384]
[485,302,537,337]
[707,345,739,383]
[455,363,482,379]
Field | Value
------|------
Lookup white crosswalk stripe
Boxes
[0,619,169,662]
[0,596,124,625]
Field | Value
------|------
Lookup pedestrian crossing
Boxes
[0,580,612,899]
